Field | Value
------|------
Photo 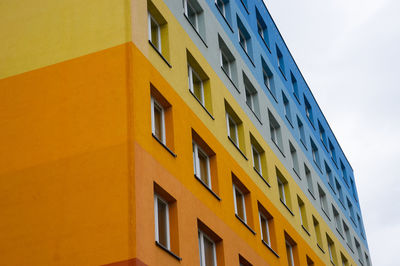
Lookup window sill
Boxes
[189,90,215,120]
[317,243,325,254]
[285,115,294,128]
[183,14,208,48]
[235,214,256,235]
[278,67,287,81]
[302,225,311,236]
[228,136,248,161]
[261,240,280,258]
[293,167,301,180]
[254,167,271,187]
[148,40,172,68]
[272,139,285,158]
[260,35,271,54]
[293,92,301,105]
[240,0,250,14]
[194,175,221,201]
[152,134,177,157]
[155,241,182,261]
[308,189,316,200]
[240,43,255,67]
[280,199,294,216]
[246,103,262,125]
[266,86,278,103]
[221,66,240,94]
[215,3,234,33]
[322,208,331,221]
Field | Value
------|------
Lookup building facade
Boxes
[0,0,370,265]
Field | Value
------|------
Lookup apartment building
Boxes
[0,0,370,265]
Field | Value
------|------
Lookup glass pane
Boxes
[187,3,197,29]
[150,18,160,50]
[217,0,224,14]
[235,189,245,220]
[229,118,237,145]
[157,199,168,247]
[198,150,209,186]
[245,90,252,108]
[204,237,215,266]
[221,52,230,76]
[192,72,204,104]
[253,148,261,172]
[154,104,163,141]
[286,242,294,266]
[260,215,268,242]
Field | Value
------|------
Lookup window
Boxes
[233,184,247,222]
[226,101,245,152]
[239,254,252,266]
[318,121,327,147]
[197,220,222,266]
[153,183,179,255]
[276,45,285,76]
[154,194,170,249]
[151,97,165,144]
[343,222,353,249]
[183,0,206,39]
[148,1,169,60]
[312,216,323,249]
[252,145,262,174]
[306,256,314,266]
[290,72,299,100]
[304,96,313,124]
[237,17,252,58]
[277,168,291,209]
[326,234,338,265]
[187,50,212,113]
[332,205,343,235]
[347,198,355,221]
[198,230,217,266]
[256,8,269,48]
[324,162,334,188]
[350,178,357,201]
[336,179,345,205]
[192,129,218,196]
[259,209,271,246]
[310,138,320,167]
[232,174,253,228]
[297,196,309,231]
[269,110,283,152]
[262,58,276,98]
[318,185,329,218]
[297,116,306,147]
[285,233,298,266]
[219,35,238,84]
[355,238,363,264]
[357,214,365,238]
[341,253,349,266]
[244,73,260,117]
[365,253,371,266]
[340,160,348,185]
[289,142,300,177]
[305,164,315,196]
[227,113,238,145]
[329,140,337,163]
[258,202,277,252]
[282,92,292,124]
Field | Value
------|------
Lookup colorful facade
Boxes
[0,0,370,265]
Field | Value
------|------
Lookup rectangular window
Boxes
[365,253,371,266]
[341,253,349,266]
[258,202,276,251]
[297,196,309,231]
[232,174,253,228]
[332,205,343,235]
[151,97,165,144]
[290,72,299,100]
[219,35,237,85]
[336,179,345,205]
[304,96,313,124]
[225,101,245,153]
[198,230,217,266]
[255,8,269,48]
[297,116,306,147]
[148,13,161,51]
[239,254,252,266]
[244,73,260,117]
[262,59,276,98]
[250,134,267,182]
[327,234,338,265]
[282,92,292,124]
[285,233,298,266]
[313,216,323,250]
[237,17,252,58]
[269,110,283,153]
[276,45,285,76]
[183,0,206,39]
[259,211,271,246]
[310,138,320,167]
[154,194,170,249]
[357,214,365,238]
[277,169,291,209]
[306,256,314,266]
[340,160,348,185]
[305,164,314,196]
[286,241,295,266]
[355,238,363,264]
[347,198,355,221]
[343,222,353,249]
[329,140,337,163]
[318,121,327,147]
[318,185,329,218]
[227,113,238,145]
[324,161,334,188]
[188,64,205,105]
[289,142,300,177]
[148,1,169,60]
[193,142,211,187]
[233,184,247,222]
[252,145,262,174]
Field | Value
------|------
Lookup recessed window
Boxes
[289,141,300,177]
[193,142,211,187]
[262,58,276,98]
[154,194,170,249]
[340,160,348,185]
[304,96,313,125]
[188,65,204,105]
[183,0,206,40]
[312,216,323,249]
[219,36,238,85]
[318,185,329,217]
[347,198,355,221]
[198,230,217,266]
[318,121,327,147]
[341,253,349,266]
[252,145,262,174]
[365,253,371,266]
[290,71,299,100]
[215,0,231,25]
[276,45,285,76]
[324,161,334,188]
[355,238,363,264]
[277,168,291,209]
[329,140,337,163]
[357,214,365,238]
[233,184,246,222]
[285,233,298,266]
[239,254,252,266]
[306,256,314,266]
[335,179,345,204]
[151,97,165,144]
[304,164,314,196]
[332,205,343,235]
[297,196,309,231]
[227,113,238,145]
[226,102,245,153]
[327,234,338,265]
[237,17,252,59]
[269,110,283,153]
[259,210,271,246]
[148,13,161,51]
[297,116,306,147]
[148,1,170,61]
[256,8,269,48]
[282,92,292,124]
[310,138,320,167]
[244,73,260,118]
[232,173,253,229]
[343,221,353,249]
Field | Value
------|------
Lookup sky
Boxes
[263,0,400,265]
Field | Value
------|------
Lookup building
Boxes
[0,0,371,265]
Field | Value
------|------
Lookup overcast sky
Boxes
[263,0,400,265]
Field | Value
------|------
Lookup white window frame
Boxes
[259,211,271,246]
[220,49,231,78]
[298,201,305,227]
[238,28,247,52]
[252,145,262,174]
[328,241,334,263]
[188,65,205,105]
[184,0,199,31]
[148,13,161,52]
[245,88,254,111]
[154,194,170,249]
[226,113,239,145]
[270,122,278,145]
[151,97,166,144]
[233,184,247,223]
[193,142,212,188]
[215,0,225,17]
[278,178,286,204]
[263,68,270,89]
[286,240,295,266]
[198,230,217,266]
